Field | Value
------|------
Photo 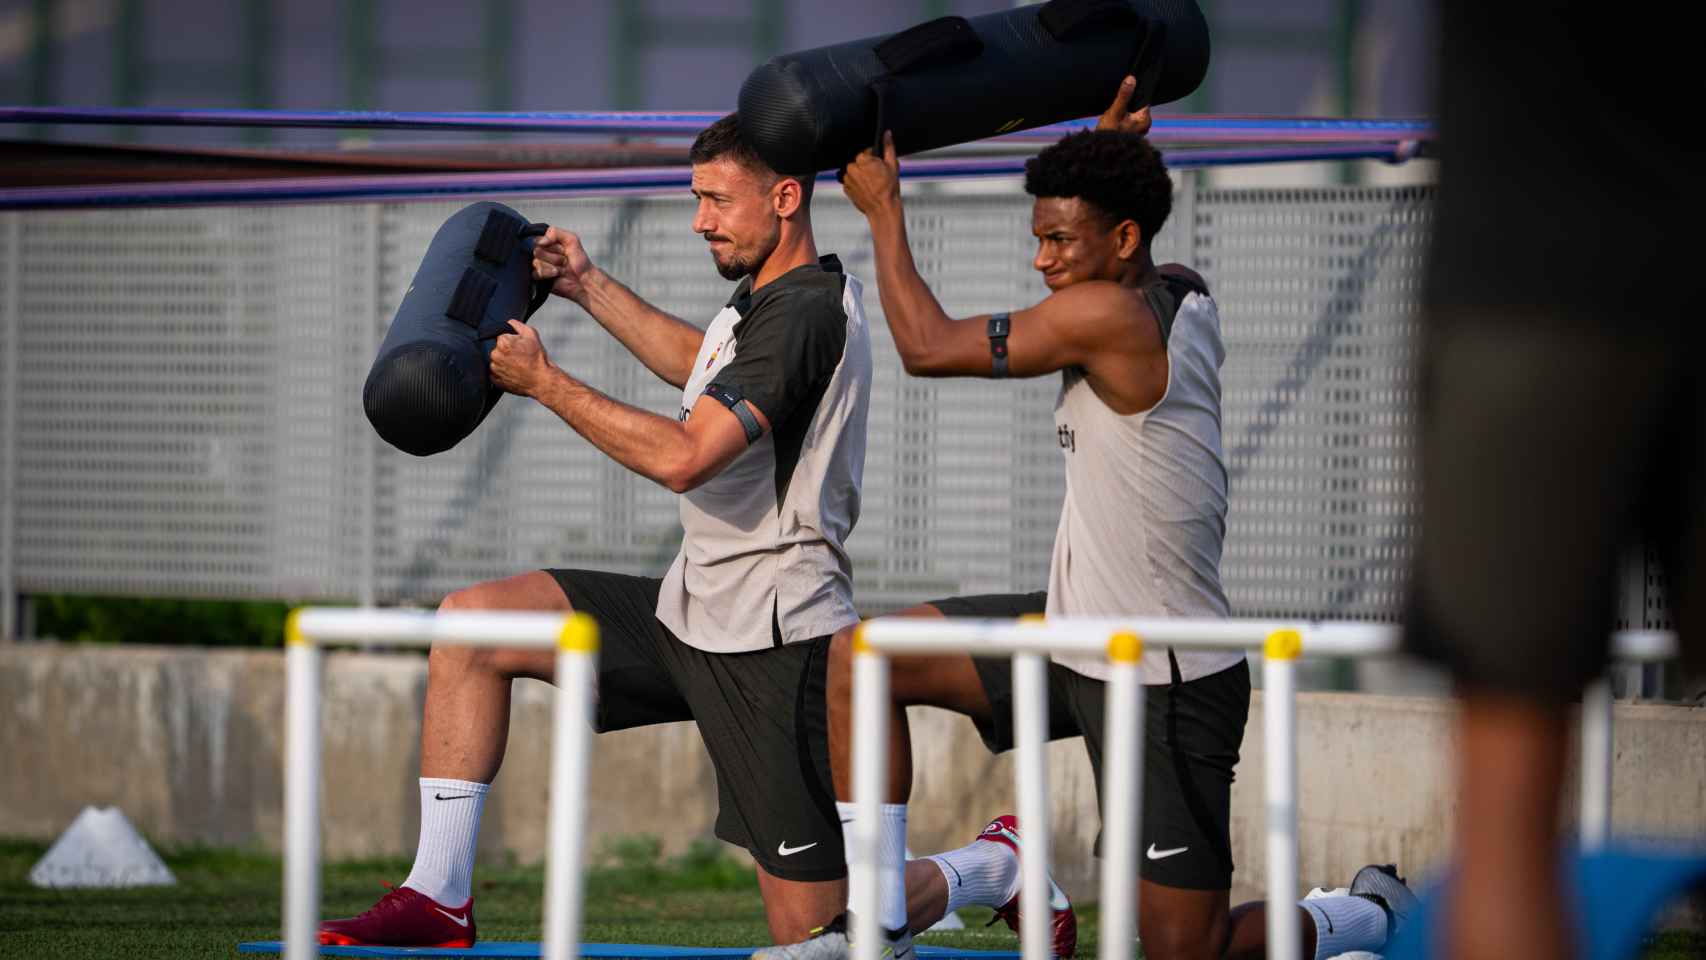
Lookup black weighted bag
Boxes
[364,201,551,457]
[738,0,1208,175]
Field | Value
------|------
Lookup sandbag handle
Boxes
[469,220,554,341]
[872,16,982,75]
[517,221,555,334]
[871,78,895,155]
[1126,21,1168,110]
[867,16,984,155]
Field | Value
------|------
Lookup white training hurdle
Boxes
[849,618,1678,960]
[281,608,600,960]
[275,608,1672,960]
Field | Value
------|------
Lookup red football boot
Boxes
[977,815,1078,959]
[319,883,476,948]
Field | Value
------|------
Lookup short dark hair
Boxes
[689,112,814,204]
[1024,130,1170,247]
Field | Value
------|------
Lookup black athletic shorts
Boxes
[1408,3,1703,702]
[930,593,1251,891]
[546,569,844,882]
[1405,328,1704,703]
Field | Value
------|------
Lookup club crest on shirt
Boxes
[705,336,732,370]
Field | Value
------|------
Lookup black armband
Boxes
[987,312,1012,378]
[704,382,765,444]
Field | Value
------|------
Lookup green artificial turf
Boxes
[0,835,1012,959]
[2,836,1701,959]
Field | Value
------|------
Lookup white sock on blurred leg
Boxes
[402,777,488,906]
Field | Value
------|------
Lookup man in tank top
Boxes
[760,80,1415,960]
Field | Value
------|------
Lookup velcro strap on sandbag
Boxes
[475,208,528,264]
[873,16,983,74]
[868,18,983,155]
[1037,0,1138,40]
[447,267,499,329]
[1039,0,1168,107]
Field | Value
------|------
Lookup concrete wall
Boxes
[5,644,1704,909]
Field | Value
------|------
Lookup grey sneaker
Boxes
[751,914,913,960]
[1349,863,1419,946]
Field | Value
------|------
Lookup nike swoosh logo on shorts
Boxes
[434,793,477,801]
[777,841,819,857]
[434,908,470,927]
[1146,843,1189,860]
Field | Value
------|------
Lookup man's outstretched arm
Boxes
[532,227,705,389]
[490,320,764,493]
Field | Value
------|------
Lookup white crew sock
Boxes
[401,777,489,906]
[1301,894,1388,960]
[927,836,1021,914]
[837,801,910,932]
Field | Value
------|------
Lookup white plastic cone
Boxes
[29,806,176,888]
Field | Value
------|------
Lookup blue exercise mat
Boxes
[238,943,1021,959]
[1386,846,1706,960]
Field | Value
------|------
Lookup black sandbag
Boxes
[738,0,1209,175]
[364,201,551,457]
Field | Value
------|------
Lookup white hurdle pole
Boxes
[1012,650,1053,960]
[1579,675,1613,852]
[1579,630,1680,850]
[284,614,323,960]
[544,615,600,960]
[1097,632,1145,960]
[851,627,891,960]
[1263,629,1302,960]
[282,608,595,960]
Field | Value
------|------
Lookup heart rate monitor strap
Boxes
[704,382,765,444]
[987,312,1012,378]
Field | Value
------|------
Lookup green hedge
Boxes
[33,596,292,647]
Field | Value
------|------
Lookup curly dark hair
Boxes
[1024,130,1170,247]
[689,112,814,203]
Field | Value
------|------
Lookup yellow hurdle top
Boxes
[1264,628,1303,661]
[1107,631,1143,663]
[285,608,308,647]
[558,613,600,653]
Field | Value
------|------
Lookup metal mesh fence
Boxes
[1202,186,1429,622]
[6,178,1443,622]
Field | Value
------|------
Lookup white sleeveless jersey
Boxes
[1047,285,1243,684]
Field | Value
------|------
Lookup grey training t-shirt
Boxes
[655,255,872,653]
